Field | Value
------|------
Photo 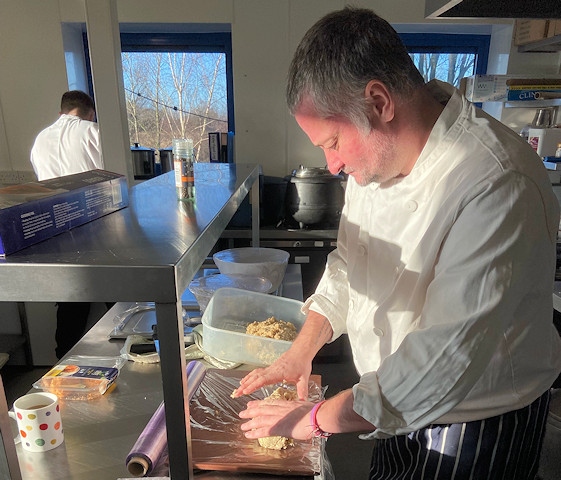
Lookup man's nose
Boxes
[324,151,344,175]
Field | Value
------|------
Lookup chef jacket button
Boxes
[358,245,367,256]
[349,300,355,310]
[373,327,384,337]
[405,200,418,212]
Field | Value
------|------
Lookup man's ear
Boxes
[364,80,395,124]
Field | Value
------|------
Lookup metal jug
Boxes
[532,107,557,128]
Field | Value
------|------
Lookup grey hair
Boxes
[286,6,425,131]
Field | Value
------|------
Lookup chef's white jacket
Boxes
[304,81,561,438]
[30,114,104,181]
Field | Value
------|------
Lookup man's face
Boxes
[294,100,400,186]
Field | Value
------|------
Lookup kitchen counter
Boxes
[0,164,261,479]
[12,265,314,480]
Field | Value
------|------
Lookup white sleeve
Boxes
[85,123,104,170]
[302,180,355,341]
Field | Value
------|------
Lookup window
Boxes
[400,33,490,87]
[120,31,233,161]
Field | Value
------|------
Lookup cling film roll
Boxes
[125,360,206,476]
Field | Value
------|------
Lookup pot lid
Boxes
[131,142,154,152]
[292,165,341,179]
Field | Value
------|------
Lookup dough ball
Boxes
[257,387,298,450]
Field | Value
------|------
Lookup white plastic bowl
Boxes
[188,273,272,313]
[213,247,290,293]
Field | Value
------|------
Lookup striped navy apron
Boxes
[369,389,550,480]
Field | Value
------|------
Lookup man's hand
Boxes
[239,399,316,440]
[231,349,312,400]
[232,310,333,400]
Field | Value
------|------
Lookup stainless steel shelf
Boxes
[222,228,338,241]
[0,163,261,479]
[518,34,561,53]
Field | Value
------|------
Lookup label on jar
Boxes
[174,157,195,200]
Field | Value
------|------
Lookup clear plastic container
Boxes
[201,288,305,366]
[188,274,272,314]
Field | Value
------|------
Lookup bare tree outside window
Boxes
[122,51,228,161]
[410,52,476,87]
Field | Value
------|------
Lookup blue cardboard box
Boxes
[507,87,561,101]
[0,169,128,256]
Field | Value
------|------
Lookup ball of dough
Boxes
[257,387,298,450]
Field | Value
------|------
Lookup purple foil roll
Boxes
[125,360,207,476]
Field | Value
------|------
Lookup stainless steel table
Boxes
[13,264,305,480]
[0,164,261,479]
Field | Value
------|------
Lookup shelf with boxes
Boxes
[460,75,561,104]
[514,18,561,53]
[518,34,561,53]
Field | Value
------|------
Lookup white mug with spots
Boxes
[8,392,63,452]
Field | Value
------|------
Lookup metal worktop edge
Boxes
[0,164,260,303]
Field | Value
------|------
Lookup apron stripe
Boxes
[369,390,550,480]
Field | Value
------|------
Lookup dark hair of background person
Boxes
[286,6,425,131]
[60,90,95,118]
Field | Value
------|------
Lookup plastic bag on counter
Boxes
[109,302,200,340]
[33,355,126,400]
[120,334,160,364]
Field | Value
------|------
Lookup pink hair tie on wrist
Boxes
[310,400,332,438]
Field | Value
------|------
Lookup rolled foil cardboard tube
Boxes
[125,361,207,476]
[127,456,150,476]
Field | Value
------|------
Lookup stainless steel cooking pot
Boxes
[285,165,345,228]
[159,147,174,173]
[131,143,155,180]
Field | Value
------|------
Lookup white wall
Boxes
[0,1,67,174]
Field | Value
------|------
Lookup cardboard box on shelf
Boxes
[554,19,561,36]
[506,86,561,101]
[460,75,509,102]
[506,77,561,101]
[0,169,128,256]
[514,19,549,46]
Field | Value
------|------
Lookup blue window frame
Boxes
[400,33,490,87]
[120,32,234,133]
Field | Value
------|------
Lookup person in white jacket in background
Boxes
[31,89,103,181]
[30,89,106,359]
[235,7,561,480]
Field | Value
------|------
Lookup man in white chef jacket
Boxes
[235,7,561,480]
[31,90,103,181]
[30,90,105,358]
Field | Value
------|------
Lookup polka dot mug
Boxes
[8,392,63,452]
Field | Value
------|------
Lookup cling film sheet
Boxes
[190,368,325,476]
[126,360,330,477]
